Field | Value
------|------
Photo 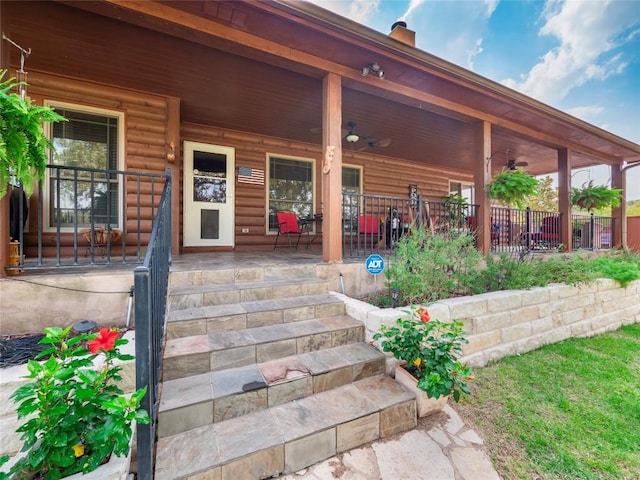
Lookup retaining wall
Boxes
[337,278,640,367]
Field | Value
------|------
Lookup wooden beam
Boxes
[557,149,572,251]
[322,73,342,262]
[611,165,626,249]
[474,121,492,254]
[0,0,10,277]
[166,95,181,256]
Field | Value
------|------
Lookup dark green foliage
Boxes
[571,180,622,212]
[384,226,482,305]
[7,326,149,479]
[0,69,66,198]
[373,307,473,402]
[487,169,539,209]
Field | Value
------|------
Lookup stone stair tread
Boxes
[167,293,342,323]
[169,276,323,296]
[165,315,361,359]
[155,375,416,480]
[160,342,385,412]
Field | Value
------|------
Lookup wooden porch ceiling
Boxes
[11,1,640,178]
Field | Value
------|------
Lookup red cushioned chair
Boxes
[534,216,560,247]
[358,214,380,235]
[274,211,310,250]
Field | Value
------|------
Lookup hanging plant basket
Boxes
[571,181,622,212]
[487,169,538,209]
[0,69,66,198]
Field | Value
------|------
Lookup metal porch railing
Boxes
[133,170,172,480]
[490,207,614,253]
[341,193,478,258]
[6,164,168,272]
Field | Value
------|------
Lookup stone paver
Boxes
[278,403,501,480]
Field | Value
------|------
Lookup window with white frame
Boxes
[47,105,123,230]
[449,181,474,205]
[342,165,362,232]
[268,156,314,231]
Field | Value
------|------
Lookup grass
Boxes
[455,324,640,480]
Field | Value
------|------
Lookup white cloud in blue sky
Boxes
[309,0,640,199]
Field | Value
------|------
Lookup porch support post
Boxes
[558,148,572,251]
[611,164,626,249]
[321,72,343,262]
[0,0,10,277]
[166,96,181,257]
[473,121,492,254]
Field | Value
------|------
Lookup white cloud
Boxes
[399,0,427,22]
[502,0,639,104]
[307,0,380,25]
[566,104,605,121]
[409,1,496,69]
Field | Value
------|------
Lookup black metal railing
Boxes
[133,170,172,480]
[571,213,614,250]
[490,207,613,253]
[491,207,562,252]
[6,165,168,272]
[341,193,478,258]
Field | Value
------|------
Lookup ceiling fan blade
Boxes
[377,138,392,148]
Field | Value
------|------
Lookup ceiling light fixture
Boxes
[360,61,384,79]
[345,121,359,143]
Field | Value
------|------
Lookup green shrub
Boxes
[384,227,482,305]
[379,228,640,307]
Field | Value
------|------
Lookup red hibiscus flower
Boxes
[88,328,119,353]
[417,308,430,323]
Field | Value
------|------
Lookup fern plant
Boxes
[0,69,66,198]
[571,180,622,212]
[487,168,538,209]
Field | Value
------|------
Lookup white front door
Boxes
[183,142,235,247]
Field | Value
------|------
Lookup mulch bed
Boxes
[0,333,48,368]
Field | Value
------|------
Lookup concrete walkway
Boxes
[280,403,501,480]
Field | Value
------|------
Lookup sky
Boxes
[308,0,640,200]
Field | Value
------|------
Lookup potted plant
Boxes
[487,168,539,209]
[571,180,622,212]
[0,326,149,479]
[373,306,473,416]
[0,69,66,198]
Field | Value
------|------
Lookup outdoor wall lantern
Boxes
[361,61,385,79]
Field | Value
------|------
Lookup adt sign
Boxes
[365,254,385,276]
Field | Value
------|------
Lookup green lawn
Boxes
[455,324,640,480]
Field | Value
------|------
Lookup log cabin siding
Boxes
[182,123,473,250]
[23,71,170,258]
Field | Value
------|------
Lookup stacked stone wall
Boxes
[338,278,640,367]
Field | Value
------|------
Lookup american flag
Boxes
[237,167,265,185]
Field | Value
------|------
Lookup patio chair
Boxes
[273,211,310,250]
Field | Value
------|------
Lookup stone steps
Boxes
[156,266,418,479]
[158,342,386,437]
[154,374,416,480]
[166,293,345,340]
[168,277,328,311]
[163,315,363,381]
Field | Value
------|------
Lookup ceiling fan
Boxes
[310,121,391,150]
[502,149,528,170]
[344,121,391,150]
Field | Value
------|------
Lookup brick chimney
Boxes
[389,21,415,47]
